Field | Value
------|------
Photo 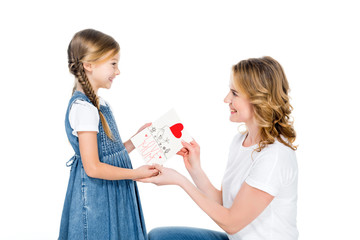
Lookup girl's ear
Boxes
[83,62,93,72]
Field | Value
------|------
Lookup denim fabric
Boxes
[149,227,229,240]
[59,91,147,240]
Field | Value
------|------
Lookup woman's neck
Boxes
[243,119,260,147]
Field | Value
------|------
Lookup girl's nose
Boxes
[115,68,120,75]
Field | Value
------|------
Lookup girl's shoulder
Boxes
[72,99,96,110]
[70,91,108,107]
[70,96,108,110]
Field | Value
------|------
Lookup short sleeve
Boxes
[245,144,297,197]
[69,100,99,137]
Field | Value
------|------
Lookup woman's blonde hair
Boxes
[232,56,297,152]
[67,29,120,141]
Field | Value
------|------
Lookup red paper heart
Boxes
[170,123,184,139]
[159,156,162,158]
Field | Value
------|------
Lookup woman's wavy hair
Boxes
[232,56,297,152]
[67,29,120,141]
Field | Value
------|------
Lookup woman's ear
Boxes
[83,62,93,72]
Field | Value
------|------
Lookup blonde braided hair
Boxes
[67,29,120,141]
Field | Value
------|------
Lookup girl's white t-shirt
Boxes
[222,133,298,240]
[68,98,111,137]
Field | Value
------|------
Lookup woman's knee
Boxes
[148,226,228,240]
[148,227,171,240]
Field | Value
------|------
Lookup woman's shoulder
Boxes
[258,138,297,167]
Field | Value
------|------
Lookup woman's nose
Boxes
[115,68,120,75]
[224,92,231,103]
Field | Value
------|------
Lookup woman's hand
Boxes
[136,164,186,186]
[133,165,159,180]
[177,140,201,174]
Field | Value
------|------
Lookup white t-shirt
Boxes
[222,133,298,240]
[68,98,111,137]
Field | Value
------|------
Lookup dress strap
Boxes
[66,154,80,167]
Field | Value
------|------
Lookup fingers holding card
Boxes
[131,109,192,165]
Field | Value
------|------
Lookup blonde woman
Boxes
[139,56,298,240]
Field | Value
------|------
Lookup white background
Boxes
[1,0,359,239]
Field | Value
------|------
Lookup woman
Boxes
[139,56,298,240]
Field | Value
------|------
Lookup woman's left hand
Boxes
[136,164,185,186]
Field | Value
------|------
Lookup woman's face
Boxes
[224,73,254,123]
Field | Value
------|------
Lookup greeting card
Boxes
[131,109,192,165]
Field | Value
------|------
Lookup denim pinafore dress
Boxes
[59,91,147,240]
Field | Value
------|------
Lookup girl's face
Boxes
[87,52,120,92]
[224,73,254,123]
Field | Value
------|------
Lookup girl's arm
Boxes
[177,140,222,204]
[138,165,273,235]
[123,139,135,153]
[78,131,158,180]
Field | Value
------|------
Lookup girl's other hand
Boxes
[133,165,159,180]
[136,164,185,186]
[134,122,152,136]
[177,140,201,174]
[125,123,152,153]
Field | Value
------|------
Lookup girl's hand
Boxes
[177,140,201,174]
[133,165,159,180]
[136,164,185,186]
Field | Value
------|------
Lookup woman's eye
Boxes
[232,91,237,96]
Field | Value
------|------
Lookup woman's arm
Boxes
[181,174,274,234]
[78,131,158,180]
[178,140,222,204]
[186,167,223,204]
[138,165,273,235]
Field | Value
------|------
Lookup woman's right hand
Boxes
[177,140,201,174]
[133,165,159,180]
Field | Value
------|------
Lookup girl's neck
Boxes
[76,85,98,95]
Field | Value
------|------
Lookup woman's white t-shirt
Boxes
[68,98,111,137]
[222,133,298,240]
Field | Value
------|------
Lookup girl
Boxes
[139,56,298,240]
[59,29,159,240]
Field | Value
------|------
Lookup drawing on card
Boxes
[150,125,171,157]
[132,128,165,164]
[131,109,192,165]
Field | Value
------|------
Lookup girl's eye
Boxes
[232,90,238,96]
[112,62,117,66]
